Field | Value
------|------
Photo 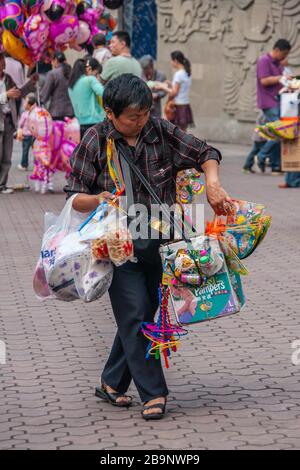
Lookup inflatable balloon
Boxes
[22,0,44,16]
[2,0,25,37]
[23,14,50,61]
[49,14,79,46]
[64,117,80,144]
[28,107,53,140]
[70,20,90,50]
[50,120,64,154]
[77,7,103,40]
[2,30,34,66]
[98,11,117,33]
[103,0,123,9]
[32,139,52,167]
[42,0,67,22]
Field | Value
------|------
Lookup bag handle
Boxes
[116,141,191,244]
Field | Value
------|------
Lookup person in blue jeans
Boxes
[256,107,281,173]
[279,172,300,188]
[243,112,267,173]
[256,39,292,174]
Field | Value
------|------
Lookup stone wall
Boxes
[156,0,300,143]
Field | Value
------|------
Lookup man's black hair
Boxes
[103,74,153,118]
[112,31,131,49]
[92,33,107,47]
[273,39,292,51]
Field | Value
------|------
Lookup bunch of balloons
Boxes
[27,106,80,187]
[0,0,121,66]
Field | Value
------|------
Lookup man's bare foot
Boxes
[142,397,166,417]
[103,383,132,405]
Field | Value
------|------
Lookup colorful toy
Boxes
[2,0,24,37]
[141,285,188,368]
[42,0,68,21]
[49,14,79,46]
[2,29,34,66]
[22,0,44,16]
[28,106,53,140]
[23,14,50,61]
[0,0,116,64]
[76,0,104,42]
[69,19,90,50]
[28,108,80,192]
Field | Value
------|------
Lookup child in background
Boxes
[17,94,36,171]
[243,112,268,174]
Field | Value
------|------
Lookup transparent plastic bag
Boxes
[33,195,114,302]
[80,203,136,267]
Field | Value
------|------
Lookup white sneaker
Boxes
[47,180,54,193]
[40,182,47,194]
[0,187,14,194]
[17,164,28,171]
[34,181,41,193]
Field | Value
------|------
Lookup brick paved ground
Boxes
[0,140,299,450]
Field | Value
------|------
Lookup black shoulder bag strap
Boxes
[116,142,191,245]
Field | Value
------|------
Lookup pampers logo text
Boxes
[194,279,227,297]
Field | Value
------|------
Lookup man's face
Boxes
[106,107,150,138]
[274,48,290,62]
[109,36,124,56]
[143,64,154,81]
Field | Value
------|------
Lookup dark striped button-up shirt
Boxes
[64,117,222,207]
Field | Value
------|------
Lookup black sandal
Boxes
[141,399,167,421]
[95,384,133,408]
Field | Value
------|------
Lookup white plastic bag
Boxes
[280,92,300,119]
[33,195,113,303]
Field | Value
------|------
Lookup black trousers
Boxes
[101,259,169,403]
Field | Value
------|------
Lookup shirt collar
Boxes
[106,118,160,144]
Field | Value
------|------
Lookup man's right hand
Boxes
[7,87,21,99]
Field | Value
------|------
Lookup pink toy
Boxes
[23,14,50,61]
[63,117,80,144]
[49,14,79,46]
[29,112,80,192]
[28,107,53,140]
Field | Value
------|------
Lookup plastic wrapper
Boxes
[81,203,136,267]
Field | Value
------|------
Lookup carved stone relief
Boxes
[157,0,300,121]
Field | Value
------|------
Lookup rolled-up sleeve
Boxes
[64,127,100,198]
[162,120,222,171]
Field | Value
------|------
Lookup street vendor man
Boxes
[65,74,234,421]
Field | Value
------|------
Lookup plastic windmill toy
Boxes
[141,285,188,368]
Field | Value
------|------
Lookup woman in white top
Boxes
[167,51,194,131]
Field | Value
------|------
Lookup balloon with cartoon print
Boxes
[49,14,79,46]
[2,0,25,37]
[28,107,53,141]
[23,14,50,61]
